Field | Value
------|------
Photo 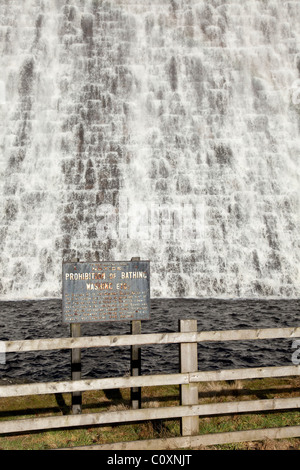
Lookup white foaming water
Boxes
[0,0,299,300]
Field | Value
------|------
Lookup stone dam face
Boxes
[0,0,300,300]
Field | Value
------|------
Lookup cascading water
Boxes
[0,0,299,300]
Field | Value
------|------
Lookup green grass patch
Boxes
[0,377,299,450]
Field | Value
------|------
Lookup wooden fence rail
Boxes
[1,365,300,399]
[0,321,300,449]
[1,326,300,352]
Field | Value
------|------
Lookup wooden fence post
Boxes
[179,319,199,436]
[71,257,82,415]
[131,257,142,410]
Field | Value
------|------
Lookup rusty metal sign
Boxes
[62,260,150,323]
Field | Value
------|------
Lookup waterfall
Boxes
[0,0,299,300]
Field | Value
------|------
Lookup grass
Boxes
[0,377,300,450]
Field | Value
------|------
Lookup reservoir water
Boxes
[0,298,299,383]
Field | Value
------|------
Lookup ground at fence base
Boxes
[0,377,300,450]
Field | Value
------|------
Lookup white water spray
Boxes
[0,0,299,299]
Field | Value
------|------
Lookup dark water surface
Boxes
[0,298,299,383]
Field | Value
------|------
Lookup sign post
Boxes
[70,322,81,414]
[130,257,142,410]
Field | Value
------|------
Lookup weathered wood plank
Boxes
[0,365,299,398]
[1,326,300,353]
[197,327,300,342]
[1,397,299,436]
[0,373,189,397]
[67,425,300,450]
[190,365,300,383]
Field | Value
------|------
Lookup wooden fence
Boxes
[0,320,300,450]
